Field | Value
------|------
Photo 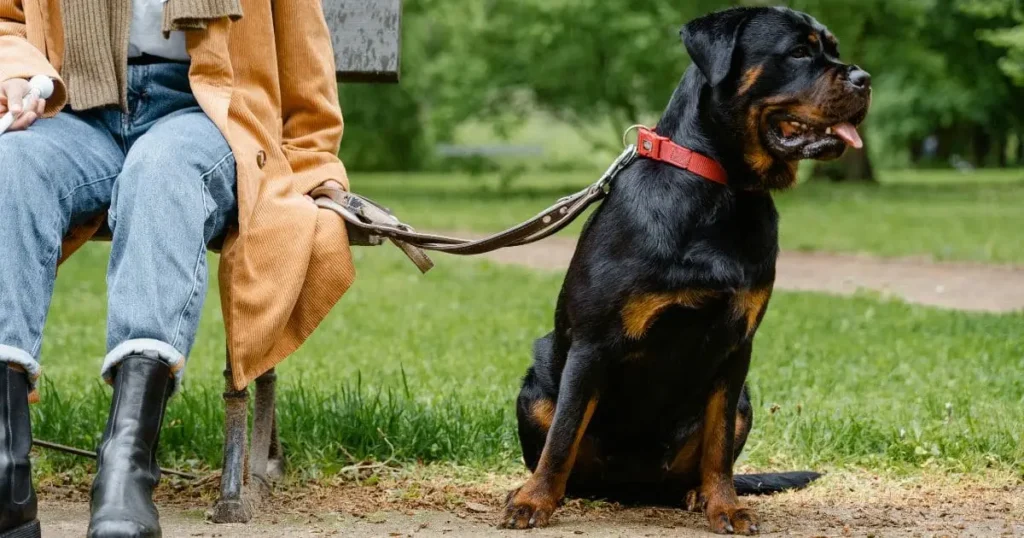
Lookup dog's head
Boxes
[682,7,871,188]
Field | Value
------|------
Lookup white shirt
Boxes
[128,0,190,61]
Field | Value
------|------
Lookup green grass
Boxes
[31,241,1024,478]
[353,167,1024,264]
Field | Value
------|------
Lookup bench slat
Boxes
[323,0,402,83]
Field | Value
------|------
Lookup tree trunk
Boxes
[971,126,991,168]
[935,127,955,163]
[810,126,876,183]
[908,140,922,165]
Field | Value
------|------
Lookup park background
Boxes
[34,0,1023,533]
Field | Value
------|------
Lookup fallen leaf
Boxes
[465,501,492,513]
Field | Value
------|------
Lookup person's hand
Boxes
[0,78,46,131]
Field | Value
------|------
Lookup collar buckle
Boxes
[637,128,665,160]
[632,126,729,185]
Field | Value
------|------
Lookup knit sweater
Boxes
[60,0,241,110]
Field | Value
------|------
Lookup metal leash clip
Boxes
[596,144,639,194]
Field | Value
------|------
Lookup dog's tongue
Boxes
[832,122,863,149]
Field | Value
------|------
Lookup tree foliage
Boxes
[961,0,1024,84]
[344,0,1024,173]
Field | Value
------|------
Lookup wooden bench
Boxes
[90,0,403,524]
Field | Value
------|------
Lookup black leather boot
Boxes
[87,356,172,538]
[0,366,40,538]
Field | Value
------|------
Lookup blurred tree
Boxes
[342,0,1024,174]
[452,0,733,152]
[339,0,492,171]
[961,0,1024,84]
[338,82,431,172]
[800,0,1023,172]
[959,0,1024,166]
[472,0,892,181]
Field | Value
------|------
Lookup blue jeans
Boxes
[0,63,237,391]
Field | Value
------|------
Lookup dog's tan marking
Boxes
[701,386,730,465]
[744,107,775,175]
[700,386,758,534]
[780,103,830,124]
[700,386,735,506]
[734,413,749,442]
[669,430,703,475]
[570,399,598,459]
[506,398,598,528]
[747,61,855,188]
[745,104,801,188]
[738,64,763,95]
[621,290,718,339]
[807,33,819,45]
[531,398,598,480]
[732,287,772,337]
[531,399,556,430]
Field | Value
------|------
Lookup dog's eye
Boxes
[790,46,812,59]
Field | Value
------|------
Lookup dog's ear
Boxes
[681,9,751,88]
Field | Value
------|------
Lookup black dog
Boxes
[502,7,870,535]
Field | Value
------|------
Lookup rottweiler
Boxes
[502,6,871,535]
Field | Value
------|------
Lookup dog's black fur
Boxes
[502,7,871,535]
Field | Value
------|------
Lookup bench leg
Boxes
[267,412,284,479]
[250,369,278,481]
[212,357,252,523]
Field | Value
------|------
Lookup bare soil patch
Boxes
[37,468,1023,537]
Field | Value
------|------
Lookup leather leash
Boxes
[312,144,640,273]
[314,128,728,274]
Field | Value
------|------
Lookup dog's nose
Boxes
[847,66,871,90]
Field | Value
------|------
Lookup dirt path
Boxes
[37,470,1023,537]
[459,234,1024,313]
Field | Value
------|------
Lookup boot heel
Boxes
[0,520,40,538]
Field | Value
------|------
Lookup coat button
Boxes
[256,150,267,169]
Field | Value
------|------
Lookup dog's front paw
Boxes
[500,483,559,529]
[684,489,707,512]
[707,504,759,535]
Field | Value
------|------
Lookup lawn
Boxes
[353,167,1024,264]
[32,238,1024,479]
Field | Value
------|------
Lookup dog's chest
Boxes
[612,233,776,387]
[602,286,767,435]
[620,284,770,344]
[622,230,776,338]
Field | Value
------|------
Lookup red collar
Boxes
[636,127,728,185]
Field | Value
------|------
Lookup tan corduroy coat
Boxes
[0,0,355,389]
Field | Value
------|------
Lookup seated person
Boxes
[0,1,355,536]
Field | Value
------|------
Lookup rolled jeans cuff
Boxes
[103,339,186,394]
[0,345,41,387]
